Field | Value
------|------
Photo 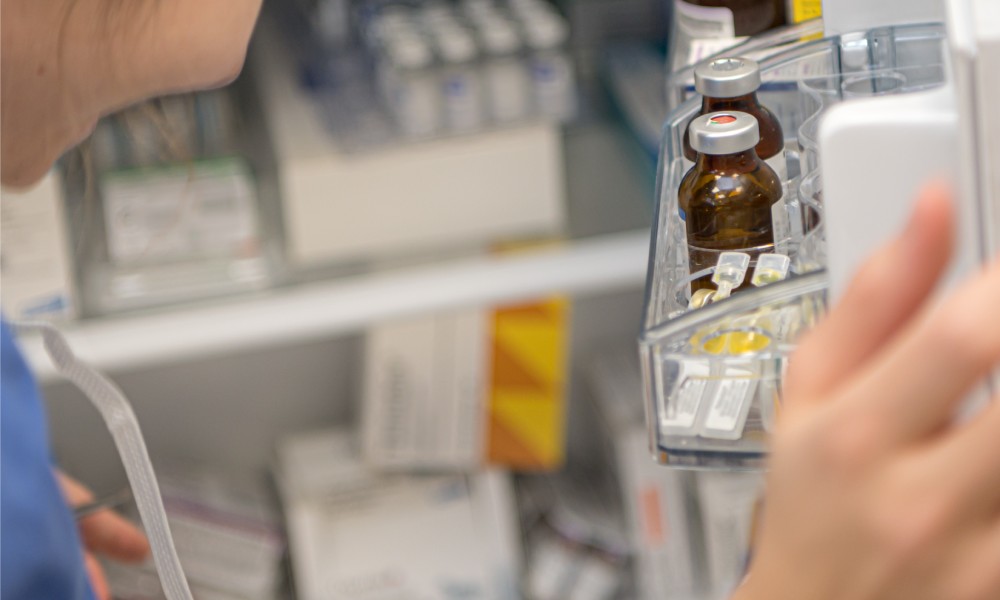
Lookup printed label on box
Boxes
[0,172,76,320]
[486,296,569,470]
[687,37,749,66]
[674,1,736,39]
[790,0,823,23]
[278,430,517,600]
[102,159,258,266]
[701,374,757,440]
[771,193,792,255]
[363,311,487,470]
[662,377,707,430]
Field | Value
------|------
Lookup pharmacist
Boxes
[2,2,999,600]
[2,1,263,598]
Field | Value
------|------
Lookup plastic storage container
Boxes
[65,87,283,316]
[641,20,948,469]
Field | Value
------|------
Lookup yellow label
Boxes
[791,0,822,23]
[486,297,569,470]
[485,239,570,470]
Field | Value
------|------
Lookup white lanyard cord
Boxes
[14,321,193,600]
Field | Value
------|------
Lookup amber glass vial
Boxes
[682,57,784,166]
[679,111,783,292]
[678,0,786,35]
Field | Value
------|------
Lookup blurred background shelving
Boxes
[0,0,809,598]
[19,8,657,384]
[22,230,648,382]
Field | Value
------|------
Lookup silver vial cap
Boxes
[688,111,760,155]
[695,57,762,98]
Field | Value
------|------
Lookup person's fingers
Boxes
[947,520,1000,600]
[55,470,151,562]
[78,508,152,562]
[84,552,111,600]
[784,183,954,405]
[921,398,1000,517]
[56,470,94,505]
[842,253,1000,448]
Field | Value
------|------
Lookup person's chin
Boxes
[1,160,54,189]
[1,141,68,189]
[68,118,99,149]
[1,120,98,189]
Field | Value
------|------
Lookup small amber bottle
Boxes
[679,111,783,293]
[683,57,785,177]
[676,0,786,36]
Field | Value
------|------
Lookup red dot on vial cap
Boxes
[709,114,737,125]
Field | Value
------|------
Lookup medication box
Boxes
[587,346,701,600]
[588,346,766,599]
[275,429,520,600]
[252,27,567,268]
[0,172,77,321]
[362,294,569,472]
[104,465,285,600]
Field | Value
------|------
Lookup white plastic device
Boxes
[822,0,999,300]
[822,0,944,36]
[821,0,1000,404]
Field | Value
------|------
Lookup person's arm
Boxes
[734,182,1000,600]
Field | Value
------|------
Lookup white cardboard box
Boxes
[252,27,566,268]
[696,470,763,597]
[275,429,521,600]
[104,465,285,600]
[588,346,701,600]
[0,172,76,321]
[361,309,488,470]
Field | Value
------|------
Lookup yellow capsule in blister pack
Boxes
[691,311,774,356]
[726,327,772,354]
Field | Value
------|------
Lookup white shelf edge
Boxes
[23,230,650,382]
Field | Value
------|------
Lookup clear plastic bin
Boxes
[641,21,948,469]
[64,83,284,317]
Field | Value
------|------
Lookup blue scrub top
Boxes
[1,319,95,600]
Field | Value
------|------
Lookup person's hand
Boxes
[56,471,151,600]
[735,183,1000,600]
